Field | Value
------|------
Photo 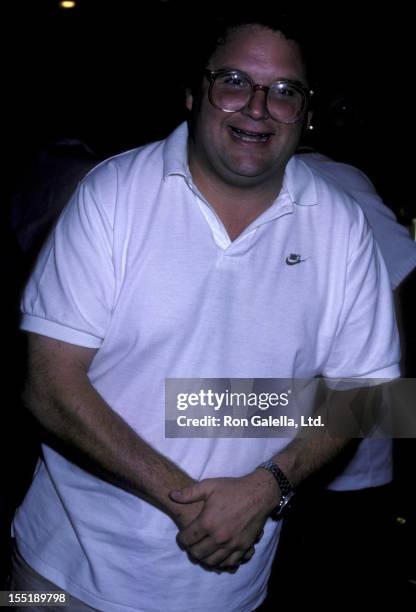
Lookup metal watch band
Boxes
[257,460,295,519]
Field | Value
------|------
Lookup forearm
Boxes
[267,384,380,488]
[24,335,196,525]
[269,436,351,488]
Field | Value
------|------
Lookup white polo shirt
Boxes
[15,123,400,612]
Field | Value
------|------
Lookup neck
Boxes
[189,155,284,241]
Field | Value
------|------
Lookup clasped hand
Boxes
[170,471,278,571]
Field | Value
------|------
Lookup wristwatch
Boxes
[257,460,295,519]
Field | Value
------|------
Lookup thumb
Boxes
[170,481,207,504]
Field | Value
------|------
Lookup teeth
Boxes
[231,127,270,142]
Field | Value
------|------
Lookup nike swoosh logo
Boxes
[285,254,309,266]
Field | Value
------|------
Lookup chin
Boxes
[229,160,278,180]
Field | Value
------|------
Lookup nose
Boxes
[242,86,269,121]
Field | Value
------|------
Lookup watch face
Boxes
[273,490,295,519]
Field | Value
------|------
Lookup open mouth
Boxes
[229,126,272,143]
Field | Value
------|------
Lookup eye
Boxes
[218,72,250,89]
[271,82,296,98]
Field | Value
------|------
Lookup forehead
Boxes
[209,25,307,84]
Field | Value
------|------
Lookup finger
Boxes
[177,520,209,548]
[183,536,223,562]
[241,546,255,563]
[255,529,264,544]
[170,482,208,504]
[217,550,246,569]
[199,547,235,568]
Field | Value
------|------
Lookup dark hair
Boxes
[184,7,316,97]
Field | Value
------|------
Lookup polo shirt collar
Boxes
[163,122,191,180]
[163,121,319,208]
[283,155,319,207]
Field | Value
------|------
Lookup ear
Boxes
[186,88,194,111]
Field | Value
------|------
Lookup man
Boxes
[11,13,399,612]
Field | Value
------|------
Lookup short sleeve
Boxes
[20,176,115,348]
[323,211,400,379]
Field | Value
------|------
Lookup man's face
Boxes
[187,25,309,189]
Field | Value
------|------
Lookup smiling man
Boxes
[10,11,399,612]
[186,24,310,241]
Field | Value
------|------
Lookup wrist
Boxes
[256,461,295,519]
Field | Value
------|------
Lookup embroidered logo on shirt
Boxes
[285,253,309,266]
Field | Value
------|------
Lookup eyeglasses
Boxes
[204,68,312,124]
